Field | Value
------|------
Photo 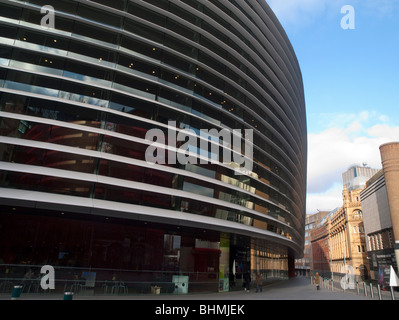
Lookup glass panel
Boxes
[101,135,146,160]
[0,2,22,20]
[127,2,166,27]
[68,41,116,65]
[120,35,161,60]
[63,60,113,86]
[183,181,214,198]
[164,35,195,57]
[0,116,101,149]
[5,81,59,97]
[25,0,79,14]
[124,19,164,43]
[89,0,127,11]
[109,93,154,119]
[0,170,93,197]
[0,25,18,40]
[77,4,122,28]
[0,143,96,174]
[0,46,12,66]
[72,22,119,46]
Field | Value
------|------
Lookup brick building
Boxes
[311,212,332,276]
[295,211,329,276]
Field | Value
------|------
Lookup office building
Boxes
[361,143,399,284]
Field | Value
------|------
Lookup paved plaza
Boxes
[2,276,394,300]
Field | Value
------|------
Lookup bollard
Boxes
[63,292,74,300]
[363,282,367,296]
[370,283,374,299]
[390,287,395,300]
[331,279,333,291]
[11,285,23,300]
[377,284,382,300]
[356,282,359,295]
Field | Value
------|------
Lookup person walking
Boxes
[256,272,263,293]
[243,271,251,292]
[313,272,320,290]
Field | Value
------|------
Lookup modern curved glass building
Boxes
[0,0,307,294]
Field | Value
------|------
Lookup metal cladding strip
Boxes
[164,0,303,161]
[202,0,304,139]
[210,0,307,186]
[0,26,301,185]
[0,108,254,189]
[0,134,302,230]
[167,0,303,138]
[0,60,304,230]
[0,7,304,196]
[0,70,304,221]
[0,188,303,257]
[121,0,306,196]
[235,0,307,146]
[0,65,304,232]
[253,0,306,94]
[0,160,302,243]
[45,0,303,177]
[0,82,300,210]
[0,107,298,227]
[4,0,305,149]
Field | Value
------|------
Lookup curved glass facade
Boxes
[0,0,306,294]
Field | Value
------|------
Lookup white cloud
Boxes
[306,111,399,213]
[267,0,399,30]
[368,124,399,140]
[306,183,343,214]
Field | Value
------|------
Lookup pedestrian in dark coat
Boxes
[243,272,251,292]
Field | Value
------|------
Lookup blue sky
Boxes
[267,0,399,213]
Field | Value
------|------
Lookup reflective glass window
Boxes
[0,2,22,20]
[120,36,161,60]
[109,93,154,119]
[142,0,170,10]
[0,143,96,174]
[162,52,195,74]
[73,22,119,45]
[64,60,113,83]
[0,25,18,40]
[101,135,146,160]
[89,0,127,11]
[163,35,195,57]
[124,19,164,44]
[68,41,116,64]
[127,3,166,27]
[0,170,93,197]
[25,0,78,14]
[0,116,101,149]
[77,4,122,28]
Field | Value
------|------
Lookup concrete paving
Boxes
[0,276,377,300]
[127,276,372,300]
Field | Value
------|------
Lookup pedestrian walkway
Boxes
[131,276,371,300]
[0,276,377,300]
